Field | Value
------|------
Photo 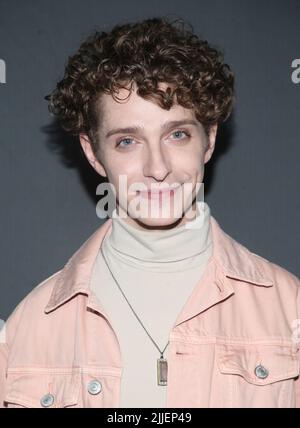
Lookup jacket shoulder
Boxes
[217,219,300,292]
[249,248,300,291]
[250,248,300,282]
[4,270,62,345]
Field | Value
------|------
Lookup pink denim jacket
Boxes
[1,215,300,408]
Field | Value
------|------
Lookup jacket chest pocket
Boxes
[3,367,122,408]
[216,343,300,408]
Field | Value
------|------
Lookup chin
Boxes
[132,215,185,231]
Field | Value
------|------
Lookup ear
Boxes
[204,124,218,164]
[79,134,107,178]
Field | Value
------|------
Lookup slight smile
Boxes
[138,185,180,200]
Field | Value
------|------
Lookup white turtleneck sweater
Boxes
[90,202,213,408]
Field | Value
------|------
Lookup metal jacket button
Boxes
[88,379,102,395]
[254,364,269,379]
[40,393,55,407]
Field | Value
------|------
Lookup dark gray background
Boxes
[0,0,299,320]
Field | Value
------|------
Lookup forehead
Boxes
[99,82,197,128]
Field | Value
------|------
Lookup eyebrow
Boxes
[104,119,200,139]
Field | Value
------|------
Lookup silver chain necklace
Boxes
[100,243,169,386]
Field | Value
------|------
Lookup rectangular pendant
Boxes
[157,358,168,386]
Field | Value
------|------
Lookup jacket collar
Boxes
[44,215,273,314]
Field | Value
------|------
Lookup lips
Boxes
[138,186,180,199]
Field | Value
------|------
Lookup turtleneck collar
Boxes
[103,202,212,266]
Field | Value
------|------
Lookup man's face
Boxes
[80,82,217,230]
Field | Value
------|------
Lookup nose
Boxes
[143,144,171,182]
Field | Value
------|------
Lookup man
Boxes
[0,16,299,408]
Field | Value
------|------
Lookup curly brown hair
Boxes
[45,16,235,155]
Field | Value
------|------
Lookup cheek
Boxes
[178,154,204,179]
[106,167,142,200]
[174,144,204,166]
[103,157,133,184]
[190,148,206,173]
[108,152,139,174]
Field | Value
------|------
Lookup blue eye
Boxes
[116,137,134,148]
[171,130,190,140]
